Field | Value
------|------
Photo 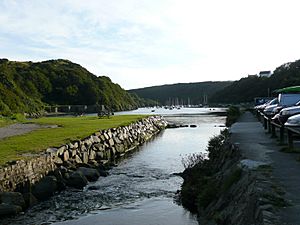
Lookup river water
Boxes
[3,107,226,225]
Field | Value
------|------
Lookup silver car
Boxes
[285,114,300,127]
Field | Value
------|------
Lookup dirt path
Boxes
[230,111,300,225]
[0,123,57,140]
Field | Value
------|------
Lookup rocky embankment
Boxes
[180,130,284,225]
[0,116,167,217]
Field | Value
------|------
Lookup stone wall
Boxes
[0,116,167,193]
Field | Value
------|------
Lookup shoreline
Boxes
[0,116,167,218]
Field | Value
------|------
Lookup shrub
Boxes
[181,152,206,169]
[9,113,26,122]
[225,106,241,127]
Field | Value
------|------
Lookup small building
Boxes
[259,71,272,78]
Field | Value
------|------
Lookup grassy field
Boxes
[0,115,146,165]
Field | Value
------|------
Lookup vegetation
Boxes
[180,129,241,212]
[210,59,300,103]
[181,152,205,169]
[129,81,232,105]
[0,115,145,165]
[225,106,241,127]
[0,58,152,116]
[0,117,13,128]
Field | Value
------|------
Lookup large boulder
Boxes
[0,203,22,216]
[76,167,100,182]
[22,192,38,208]
[51,168,67,191]
[66,171,88,189]
[32,176,57,201]
[0,192,26,209]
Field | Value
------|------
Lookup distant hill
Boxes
[210,59,300,103]
[0,59,148,115]
[129,81,233,105]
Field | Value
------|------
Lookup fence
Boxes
[256,111,300,149]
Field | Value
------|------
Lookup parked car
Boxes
[285,114,300,127]
[263,93,300,117]
[263,104,279,117]
[255,98,278,111]
[272,101,300,125]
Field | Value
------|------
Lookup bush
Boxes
[207,129,229,159]
[225,106,241,127]
[181,152,206,169]
[9,113,26,122]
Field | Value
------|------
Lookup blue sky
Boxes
[1,0,300,89]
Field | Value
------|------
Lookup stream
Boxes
[3,108,226,225]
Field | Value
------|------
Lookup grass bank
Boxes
[0,115,146,165]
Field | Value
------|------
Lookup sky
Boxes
[1,0,300,90]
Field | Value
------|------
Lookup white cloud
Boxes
[1,0,300,89]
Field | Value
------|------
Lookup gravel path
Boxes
[230,111,300,225]
[0,123,57,140]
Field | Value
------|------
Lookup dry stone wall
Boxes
[0,116,167,193]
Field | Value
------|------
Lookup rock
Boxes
[32,176,57,201]
[82,152,89,164]
[75,155,83,164]
[53,156,63,165]
[91,135,101,143]
[239,159,268,170]
[75,163,92,168]
[0,192,26,209]
[57,146,67,156]
[66,171,88,189]
[77,167,100,182]
[100,135,106,141]
[62,161,76,170]
[69,141,79,149]
[46,147,58,156]
[63,150,69,161]
[51,169,67,191]
[0,203,22,216]
[189,124,197,128]
[98,169,109,177]
[108,138,114,146]
[22,192,38,208]
[180,124,189,128]
[88,160,99,167]
[166,124,180,128]
[87,186,100,190]
[89,150,96,160]
[103,133,109,140]
[96,151,104,159]
[113,137,121,144]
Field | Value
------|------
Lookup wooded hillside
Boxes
[0,59,148,115]
[210,59,300,103]
[129,81,233,105]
